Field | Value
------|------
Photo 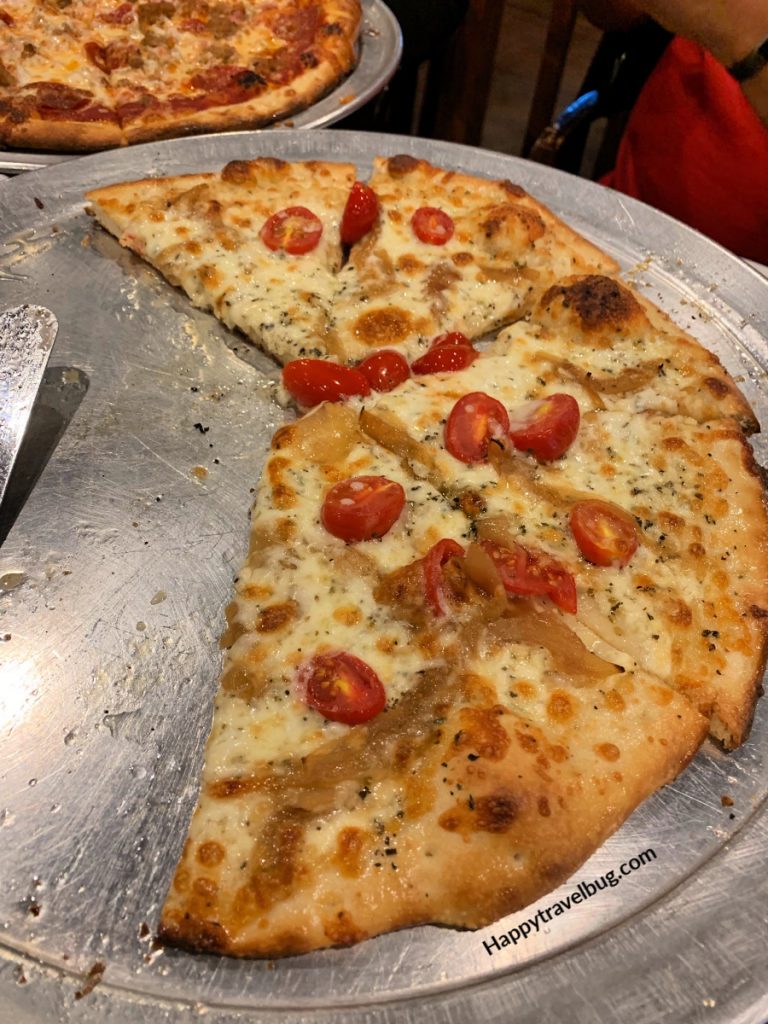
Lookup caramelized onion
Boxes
[488,601,618,682]
[462,542,505,595]
[286,402,362,463]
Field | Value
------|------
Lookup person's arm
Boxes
[581,0,768,124]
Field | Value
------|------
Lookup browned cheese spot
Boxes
[332,827,369,879]
[688,542,706,557]
[516,731,538,753]
[705,376,731,397]
[257,599,298,633]
[547,690,576,723]
[664,597,692,626]
[452,251,474,266]
[333,605,362,626]
[595,743,621,762]
[548,743,568,763]
[537,795,551,817]
[352,308,414,347]
[196,841,225,867]
[542,275,642,331]
[185,240,202,256]
[649,684,674,706]
[397,254,424,273]
[454,706,511,761]
[604,689,626,713]
[475,789,520,833]
[172,866,190,893]
[193,876,218,900]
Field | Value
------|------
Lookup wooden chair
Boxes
[522,5,672,178]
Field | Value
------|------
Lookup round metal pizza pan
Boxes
[0,0,402,174]
[0,130,766,1024]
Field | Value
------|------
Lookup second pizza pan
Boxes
[0,130,766,1024]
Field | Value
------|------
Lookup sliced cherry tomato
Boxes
[282,358,370,407]
[340,181,379,245]
[570,500,639,568]
[411,345,478,375]
[423,538,466,617]
[321,475,406,543]
[431,331,472,349]
[444,392,510,464]
[299,652,386,725]
[357,349,410,392]
[481,540,577,614]
[260,206,323,255]
[507,393,580,462]
[411,206,455,245]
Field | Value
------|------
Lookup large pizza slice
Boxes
[83,155,768,958]
[158,402,707,956]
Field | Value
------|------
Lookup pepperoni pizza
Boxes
[0,0,360,151]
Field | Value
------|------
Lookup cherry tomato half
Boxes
[411,206,455,245]
[445,392,510,464]
[411,332,479,375]
[570,499,639,568]
[260,206,323,254]
[431,331,472,349]
[357,349,410,392]
[481,540,577,614]
[507,393,580,462]
[282,358,370,407]
[299,652,386,725]
[321,475,406,543]
[340,181,379,245]
[423,538,466,617]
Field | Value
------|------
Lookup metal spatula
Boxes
[0,305,59,511]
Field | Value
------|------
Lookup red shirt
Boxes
[602,37,768,263]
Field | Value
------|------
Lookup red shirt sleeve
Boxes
[602,37,768,264]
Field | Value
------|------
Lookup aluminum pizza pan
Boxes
[0,0,402,174]
[0,131,765,1024]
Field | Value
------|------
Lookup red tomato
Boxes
[260,206,323,254]
[411,206,455,245]
[481,540,577,614]
[340,181,379,245]
[444,392,510,464]
[357,349,410,392]
[299,652,386,724]
[507,393,580,462]
[423,538,466,617]
[321,476,406,542]
[282,359,370,407]
[411,345,478,375]
[431,331,472,349]
[570,500,639,568]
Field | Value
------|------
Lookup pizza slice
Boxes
[494,274,757,431]
[87,156,621,368]
[359,354,768,749]
[327,155,619,362]
[87,157,356,361]
[158,401,706,956]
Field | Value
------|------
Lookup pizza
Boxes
[84,155,768,957]
[0,0,360,151]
